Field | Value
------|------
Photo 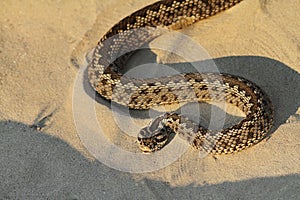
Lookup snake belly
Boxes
[88,0,274,154]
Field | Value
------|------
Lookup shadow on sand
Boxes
[1,120,299,199]
[83,55,300,136]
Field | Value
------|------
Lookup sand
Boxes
[1,0,300,199]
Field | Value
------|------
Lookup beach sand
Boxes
[1,0,300,199]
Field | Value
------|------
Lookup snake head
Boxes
[137,116,173,153]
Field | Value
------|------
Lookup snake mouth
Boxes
[138,144,156,154]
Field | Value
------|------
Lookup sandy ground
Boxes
[1,0,300,199]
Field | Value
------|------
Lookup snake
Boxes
[88,0,274,154]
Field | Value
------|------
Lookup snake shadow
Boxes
[83,54,300,138]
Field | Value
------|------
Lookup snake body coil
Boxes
[88,0,274,154]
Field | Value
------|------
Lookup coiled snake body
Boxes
[88,0,274,154]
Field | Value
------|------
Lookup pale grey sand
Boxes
[1,0,300,199]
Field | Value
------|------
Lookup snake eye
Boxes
[155,134,167,142]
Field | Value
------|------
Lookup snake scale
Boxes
[88,0,274,154]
